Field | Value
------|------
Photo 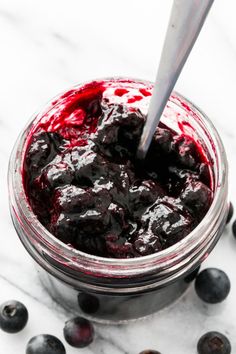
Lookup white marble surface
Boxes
[0,0,236,353]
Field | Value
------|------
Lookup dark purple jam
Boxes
[23,81,213,258]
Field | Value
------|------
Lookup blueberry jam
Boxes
[23,80,213,258]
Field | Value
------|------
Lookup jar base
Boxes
[36,265,190,324]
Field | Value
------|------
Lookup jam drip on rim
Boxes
[23,81,213,258]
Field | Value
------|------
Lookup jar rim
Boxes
[9,77,228,279]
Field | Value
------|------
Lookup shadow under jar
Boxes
[8,78,228,323]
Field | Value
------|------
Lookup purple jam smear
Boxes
[23,81,213,258]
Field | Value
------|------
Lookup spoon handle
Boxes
[137,0,214,159]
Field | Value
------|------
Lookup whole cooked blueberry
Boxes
[134,234,162,256]
[166,166,199,196]
[176,136,198,168]
[77,208,110,235]
[144,202,192,248]
[50,212,78,244]
[26,132,51,171]
[180,181,212,219]
[75,150,107,186]
[63,317,94,348]
[129,180,164,213]
[76,234,106,256]
[53,185,93,213]
[195,268,230,303]
[26,132,65,173]
[139,351,161,354]
[226,202,234,224]
[26,334,66,354]
[106,203,127,239]
[107,162,134,208]
[0,300,28,333]
[94,103,144,159]
[78,293,100,314]
[197,331,231,354]
[39,162,74,189]
[152,127,173,154]
[232,220,236,239]
[51,207,110,251]
[199,163,211,186]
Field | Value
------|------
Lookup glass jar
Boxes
[8,78,228,323]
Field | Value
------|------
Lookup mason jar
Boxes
[8,78,228,323]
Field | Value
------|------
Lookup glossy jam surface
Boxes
[23,80,213,258]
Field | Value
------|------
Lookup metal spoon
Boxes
[137,0,214,160]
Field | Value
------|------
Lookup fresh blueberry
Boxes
[197,331,231,354]
[232,219,236,239]
[63,317,94,348]
[195,268,230,303]
[26,334,66,354]
[226,202,234,224]
[0,300,28,333]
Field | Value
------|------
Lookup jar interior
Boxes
[10,78,227,283]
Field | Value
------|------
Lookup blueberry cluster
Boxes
[24,99,213,258]
[0,300,94,353]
